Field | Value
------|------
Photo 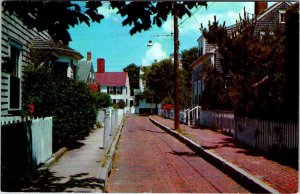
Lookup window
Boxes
[259,31,265,39]
[8,40,22,110]
[116,86,122,94]
[279,10,286,24]
[109,86,114,94]
[198,80,201,105]
[198,39,204,57]
[194,81,198,104]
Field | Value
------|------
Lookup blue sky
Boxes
[68,2,272,72]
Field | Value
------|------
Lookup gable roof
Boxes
[77,60,94,81]
[256,2,291,21]
[190,53,212,68]
[95,72,127,86]
[30,36,83,60]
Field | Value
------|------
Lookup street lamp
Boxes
[147,40,153,47]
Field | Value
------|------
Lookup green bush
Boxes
[22,65,98,151]
[117,99,126,109]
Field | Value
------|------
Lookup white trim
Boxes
[256,2,289,21]
[279,10,286,24]
[203,38,206,54]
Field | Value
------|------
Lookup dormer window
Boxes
[279,10,286,24]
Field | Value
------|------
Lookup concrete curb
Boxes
[40,147,68,169]
[149,116,280,194]
[99,117,125,192]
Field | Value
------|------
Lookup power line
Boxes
[179,2,215,27]
[72,33,130,41]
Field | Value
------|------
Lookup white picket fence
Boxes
[236,117,298,152]
[1,116,53,166]
[158,107,298,153]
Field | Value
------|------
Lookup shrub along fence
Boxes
[1,116,53,191]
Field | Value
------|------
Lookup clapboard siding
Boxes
[204,39,215,52]
[1,9,50,116]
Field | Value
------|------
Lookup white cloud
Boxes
[144,42,167,65]
[97,4,120,22]
[161,3,255,36]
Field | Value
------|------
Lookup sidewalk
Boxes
[150,115,298,193]
[21,126,115,192]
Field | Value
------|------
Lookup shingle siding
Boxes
[254,2,290,35]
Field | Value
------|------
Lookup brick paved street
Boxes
[106,115,249,193]
[152,115,298,193]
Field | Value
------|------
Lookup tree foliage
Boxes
[2,1,207,44]
[142,59,174,103]
[123,63,140,95]
[22,64,111,151]
[2,1,103,44]
[200,5,298,121]
[142,57,194,109]
[180,47,198,108]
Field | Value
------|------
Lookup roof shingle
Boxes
[95,72,127,86]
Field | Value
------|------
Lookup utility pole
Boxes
[173,2,180,130]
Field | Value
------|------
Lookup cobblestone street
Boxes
[106,115,249,193]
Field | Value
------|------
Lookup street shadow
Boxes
[21,169,105,192]
[200,136,298,169]
[137,128,167,134]
[168,151,199,157]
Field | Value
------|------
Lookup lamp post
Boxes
[147,2,180,130]
[173,2,180,130]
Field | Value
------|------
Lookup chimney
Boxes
[87,52,91,61]
[255,2,268,17]
[97,58,105,73]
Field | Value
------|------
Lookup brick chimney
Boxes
[255,2,268,17]
[87,52,91,61]
[97,58,105,73]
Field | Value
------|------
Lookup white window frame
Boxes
[7,39,22,111]
[259,31,265,39]
[279,10,286,24]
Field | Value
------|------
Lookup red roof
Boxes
[95,72,127,86]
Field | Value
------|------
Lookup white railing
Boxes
[102,108,124,149]
[186,106,201,126]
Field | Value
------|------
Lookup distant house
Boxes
[95,58,132,112]
[1,9,83,116]
[190,2,291,106]
[133,64,160,114]
[77,52,95,83]
[30,36,83,79]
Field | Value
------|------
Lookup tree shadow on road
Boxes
[168,151,198,157]
[21,169,104,192]
[137,128,167,134]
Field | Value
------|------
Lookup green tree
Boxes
[123,63,140,96]
[180,47,198,109]
[142,59,174,103]
[282,3,299,122]
[200,10,296,120]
